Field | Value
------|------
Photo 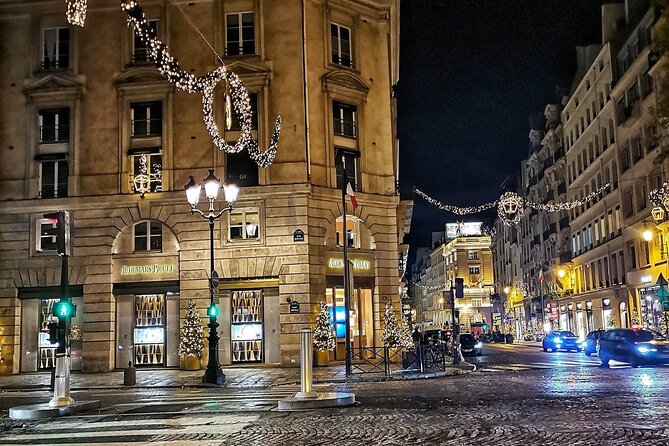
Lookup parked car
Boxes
[542,330,581,352]
[582,329,606,356]
[598,328,669,368]
[460,333,483,356]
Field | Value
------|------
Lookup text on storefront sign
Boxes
[327,258,371,270]
[121,264,175,275]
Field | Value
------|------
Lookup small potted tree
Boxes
[178,300,204,370]
[313,302,335,366]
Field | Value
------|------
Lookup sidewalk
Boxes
[0,363,474,392]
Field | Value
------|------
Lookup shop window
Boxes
[42,27,69,70]
[134,221,163,252]
[336,217,360,248]
[226,12,255,56]
[130,101,162,137]
[133,20,158,63]
[335,148,360,191]
[231,290,263,362]
[134,294,165,366]
[333,101,357,138]
[331,23,352,67]
[130,150,162,193]
[39,108,70,143]
[229,209,260,241]
[36,217,59,252]
[39,299,59,369]
[37,155,68,198]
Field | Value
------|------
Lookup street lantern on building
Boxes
[185,170,239,385]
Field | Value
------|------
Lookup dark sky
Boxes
[397,0,602,254]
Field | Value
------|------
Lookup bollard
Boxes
[49,354,74,407]
[124,361,136,386]
[295,328,317,398]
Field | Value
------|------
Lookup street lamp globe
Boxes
[223,183,239,204]
[503,286,510,294]
[203,169,221,200]
[557,268,566,279]
[184,176,201,206]
[643,228,654,242]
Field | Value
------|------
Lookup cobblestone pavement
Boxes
[2,359,669,445]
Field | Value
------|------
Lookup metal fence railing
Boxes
[349,344,450,377]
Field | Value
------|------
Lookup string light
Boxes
[121,1,281,167]
[650,181,669,210]
[526,184,609,211]
[414,188,497,215]
[497,192,524,226]
[66,0,87,27]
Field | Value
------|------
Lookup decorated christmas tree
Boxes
[631,310,641,327]
[314,302,336,351]
[382,302,402,347]
[399,315,414,349]
[178,300,204,358]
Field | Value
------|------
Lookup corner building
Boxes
[0,0,402,374]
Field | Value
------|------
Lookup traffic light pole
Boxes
[202,217,226,385]
[50,253,73,407]
[451,286,460,365]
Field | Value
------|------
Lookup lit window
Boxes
[331,23,352,67]
[333,101,357,138]
[37,156,68,198]
[39,108,70,143]
[37,218,59,252]
[133,20,158,63]
[471,298,483,307]
[229,209,260,240]
[469,266,480,275]
[134,221,162,252]
[468,251,478,260]
[336,217,360,248]
[42,28,69,70]
[130,151,162,193]
[131,101,162,137]
[226,12,255,56]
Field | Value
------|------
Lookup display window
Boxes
[231,290,263,362]
[325,286,373,360]
[134,294,166,366]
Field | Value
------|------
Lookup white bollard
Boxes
[295,328,317,399]
[49,354,74,407]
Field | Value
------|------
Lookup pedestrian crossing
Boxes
[0,386,305,445]
[480,358,602,373]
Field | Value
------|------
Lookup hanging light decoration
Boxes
[132,154,151,198]
[497,192,524,226]
[650,181,669,212]
[526,184,609,211]
[414,188,496,215]
[66,0,87,27]
[121,1,281,167]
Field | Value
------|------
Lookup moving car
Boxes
[598,328,669,368]
[542,330,581,352]
[582,329,606,356]
[460,333,483,356]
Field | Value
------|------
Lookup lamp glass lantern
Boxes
[203,169,221,200]
[652,206,665,222]
[223,183,239,204]
[185,176,201,206]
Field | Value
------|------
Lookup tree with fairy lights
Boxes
[382,302,403,347]
[313,302,336,352]
[178,300,204,359]
[399,315,414,349]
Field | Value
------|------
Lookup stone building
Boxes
[0,0,402,374]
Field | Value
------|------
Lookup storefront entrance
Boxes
[231,290,264,363]
[325,286,374,360]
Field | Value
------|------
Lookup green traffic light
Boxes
[208,304,219,318]
[53,301,76,318]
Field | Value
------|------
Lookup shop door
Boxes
[133,294,166,366]
[231,290,264,363]
[326,287,373,360]
[38,299,58,370]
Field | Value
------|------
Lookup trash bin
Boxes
[505,333,514,344]
[124,361,136,386]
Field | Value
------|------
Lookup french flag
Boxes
[346,182,358,209]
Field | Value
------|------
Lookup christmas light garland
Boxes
[650,181,669,210]
[66,0,87,27]
[121,1,281,166]
[416,183,610,226]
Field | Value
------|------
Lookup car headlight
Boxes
[554,338,562,344]
[475,342,482,349]
[637,346,657,354]
[581,342,587,348]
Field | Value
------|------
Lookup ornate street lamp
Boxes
[185,170,239,385]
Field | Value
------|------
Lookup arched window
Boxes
[134,221,162,252]
[336,217,360,248]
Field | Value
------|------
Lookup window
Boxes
[641,69,653,97]
[39,108,70,143]
[623,188,634,218]
[133,20,158,63]
[226,12,255,56]
[229,209,260,241]
[130,151,162,193]
[469,266,480,275]
[471,298,483,307]
[226,151,258,187]
[627,81,639,103]
[37,218,59,252]
[642,241,651,266]
[333,101,357,138]
[335,148,360,191]
[619,145,630,172]
[42,28,69,70]
[631,135,642,163]
[131,101,162,137]
[37,156,68,198]
[468,251,478,260]
[628,242,637,270]
[636,183,647,212]
[331,23,352,67]
[230,93,258,131]
[134,221,162,252]
[336,218,359,248]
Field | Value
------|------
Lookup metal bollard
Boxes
[296,328,317,398]
[124,361,136,386]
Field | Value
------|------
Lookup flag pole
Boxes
[341,153,352,376]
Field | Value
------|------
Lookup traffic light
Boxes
[42,210,71,256]
[207,303,219,318]
[52,300,76,318]
[47,321,59,345]
[482,323,488,332]
[454,278,464,298]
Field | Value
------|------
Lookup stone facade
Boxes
[0,0,402,374]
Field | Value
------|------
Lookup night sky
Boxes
[397,0,602,258]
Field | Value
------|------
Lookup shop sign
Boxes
[121,264,175,275]
[325,251,375,277]
[293,229,305,242]
[289,301,300,314]
[113,257,179,282]
[328,257,371,270]
[492,312,501,322]
[641,275,653,285]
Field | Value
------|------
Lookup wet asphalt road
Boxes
[1,343,668,445]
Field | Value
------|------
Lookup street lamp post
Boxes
[185,169,239,385]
